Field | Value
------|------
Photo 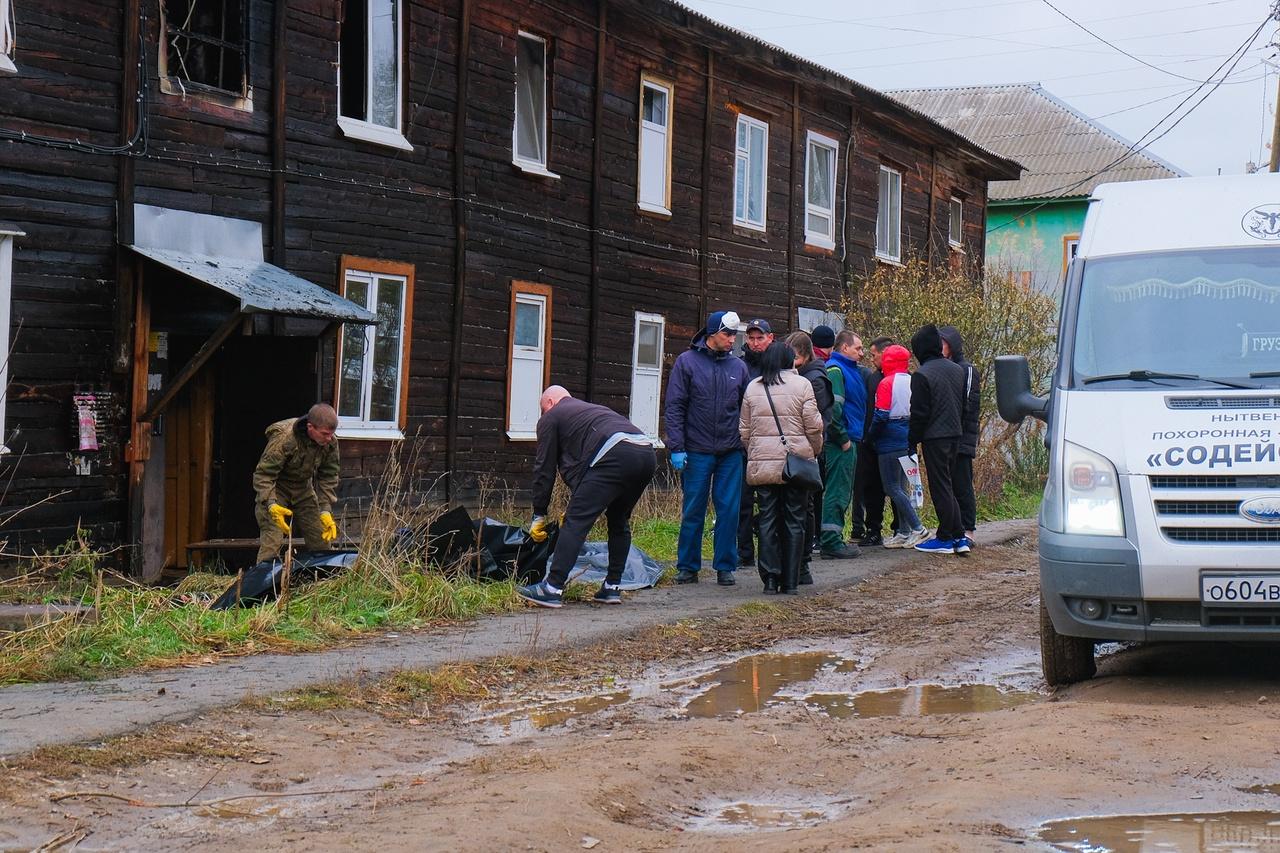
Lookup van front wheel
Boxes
[1040,592,1097,686]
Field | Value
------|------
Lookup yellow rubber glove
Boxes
[529,515,549,543]
[268,503,293,533]
[320,511,338,543]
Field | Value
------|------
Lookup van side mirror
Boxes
[995,355,1048,424]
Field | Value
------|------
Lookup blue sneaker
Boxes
[517,580,563,608]
[593,583,622,605]
[914,537,957,554]
[954,539,971,556]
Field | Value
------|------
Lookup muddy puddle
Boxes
[684,795,854,833]
[1038,811,1280,851]
[470,648,1041,736]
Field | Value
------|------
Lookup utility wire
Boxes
[989,14,1271,233]
[1037,0,1253,84]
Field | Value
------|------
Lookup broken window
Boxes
[162,0,248,96]
[339,0,404,138]
[1,0,16,74]
[949,196,963,248]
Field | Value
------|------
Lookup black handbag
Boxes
[762,382,823,491]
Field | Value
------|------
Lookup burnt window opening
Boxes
[163,0,248,97]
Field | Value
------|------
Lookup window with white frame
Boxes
[733,114,768,230]
[513,32,554,176]
[338,0,409,150]
[637,76,673,214]
[948,196,963,248]
[336,258,413,437]
[804,131,838,249]
[0,224,20,452]
[629,312,665,440]
[507,282,552,439]
[1,0,16,74]
[876,165,902,262]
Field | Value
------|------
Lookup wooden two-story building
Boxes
[0,0,1019,577]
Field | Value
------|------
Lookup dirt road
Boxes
[6,530,1280,851]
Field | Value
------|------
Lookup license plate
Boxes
[1200,573,1280,606]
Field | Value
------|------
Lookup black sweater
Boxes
[907,325,966,448]
[530,398,644,514]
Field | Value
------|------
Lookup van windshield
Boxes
[1072,247,1280,387]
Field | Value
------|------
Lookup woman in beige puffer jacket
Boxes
[739,341,824,595]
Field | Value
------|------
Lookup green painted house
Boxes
[889,83,1184,299]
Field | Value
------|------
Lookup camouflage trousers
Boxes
[255,486,330,563]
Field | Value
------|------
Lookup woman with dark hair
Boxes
[739,341,824,594]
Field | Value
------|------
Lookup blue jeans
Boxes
[678,450,744,573]
[878,452,922,534]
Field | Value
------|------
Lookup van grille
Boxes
[1166,395,1280,410]
[1154,500,1239,515]
[1151,475,1280,490]
[1163,527,1280,543]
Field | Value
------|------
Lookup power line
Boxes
[1037,0,1250,84]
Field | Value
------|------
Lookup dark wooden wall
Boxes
[0,0,1010,556]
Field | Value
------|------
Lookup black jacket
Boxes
[798,359,835,428]
[939,325,981,458]
[741,348,765,382]
[531,398,645,514]
[860,364,882,442]
[907,324,966,448]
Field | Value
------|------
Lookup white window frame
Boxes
[637,76,673,215]
[337,0,411,151]
[512,31,558,179]
[0,224,22,452]
[629,311,665,444]
[948,196,963,249]
[335,262,411,440]
[804,131,838,250]
[733,113,768,231]
[876,165,902,263]
[507,284,552,440]
[1,0,16,74]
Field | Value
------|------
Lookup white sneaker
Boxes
[883,532,908,549]
[904,528,931,548]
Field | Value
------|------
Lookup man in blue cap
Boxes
[665,310,750,586]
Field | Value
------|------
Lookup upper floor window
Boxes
[1,0,16,74]
[804,131,838,249]
[733,114,768,231]
[339,0,410,151]
[948,196,963,248]
[160,0,248,99]
[637,76,673,215]
[513,32,556,177]
[336,257,413,438]
[876,165,902,262]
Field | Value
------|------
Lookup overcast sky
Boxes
[679,0,1279,177]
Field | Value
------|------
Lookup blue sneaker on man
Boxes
[914,537,957,554]
[953,539,971,556]
[517,580,563,608]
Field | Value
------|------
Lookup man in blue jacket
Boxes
[666,310,750,586]
[820,329,866,560]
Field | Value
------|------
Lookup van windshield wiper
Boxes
[1082,370,1256,389]
[1248,371,1280,379]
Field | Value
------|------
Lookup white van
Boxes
[997,173,1280,685]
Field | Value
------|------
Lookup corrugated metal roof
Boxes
[658,0,1021,179]
[886,83,1184,201]
[129,246,377,324]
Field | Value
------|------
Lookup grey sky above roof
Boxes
[678,0,1278,179]
[888,83,1184,200]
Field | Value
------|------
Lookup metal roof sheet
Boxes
[886,83,1184,201]
[129,246,377,324]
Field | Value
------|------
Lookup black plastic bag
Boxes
[475,517,558,584]
[210,550,359,610]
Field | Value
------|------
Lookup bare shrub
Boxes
[843,254,1057,498]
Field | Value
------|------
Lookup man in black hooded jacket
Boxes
[908,324,968,555]
[939,325,980,547]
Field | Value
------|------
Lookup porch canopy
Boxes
[124,204,375,424]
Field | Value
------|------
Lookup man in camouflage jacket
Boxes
[252,403,342,562]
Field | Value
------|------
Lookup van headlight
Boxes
[1063,440,1124,537]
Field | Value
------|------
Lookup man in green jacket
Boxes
[252,403,342,563]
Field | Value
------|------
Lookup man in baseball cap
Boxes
[665,310,751,586]
[736,318,775,568]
